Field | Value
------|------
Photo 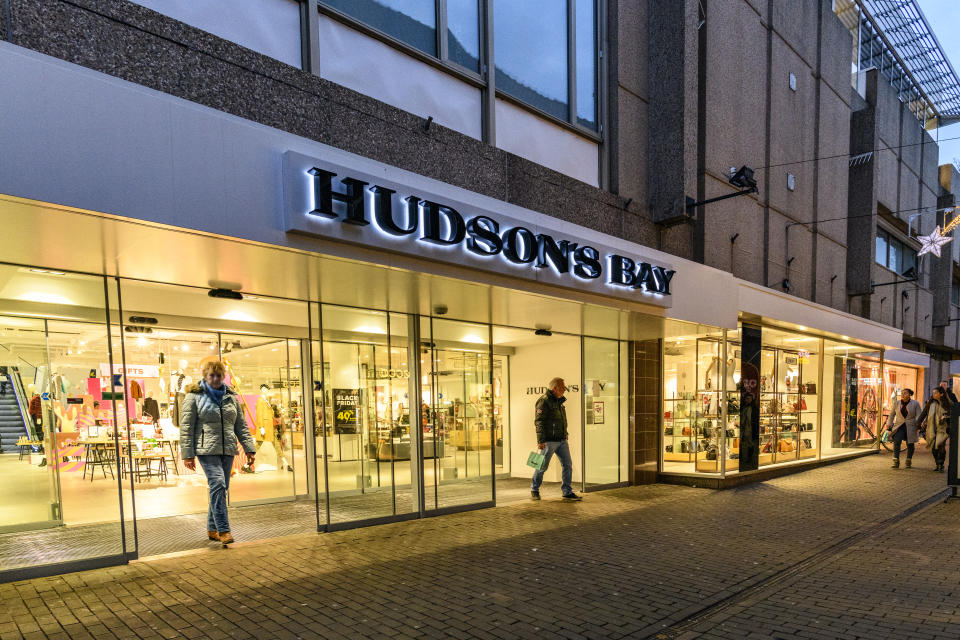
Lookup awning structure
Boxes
[835,0,960,126]
[737,279,903,351]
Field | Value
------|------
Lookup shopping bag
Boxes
[526,450,547,471]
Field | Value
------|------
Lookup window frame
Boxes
[317,0,603,143]
[876,226,919,277]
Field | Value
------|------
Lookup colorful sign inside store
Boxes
[282,151,677,304]
[99,363,160,378]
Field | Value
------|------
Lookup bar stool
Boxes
[84,443,115,481]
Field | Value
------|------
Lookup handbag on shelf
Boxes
[682,426,692,436]
[664,426,674,436]
[665,444,674,453]
[778,440,794,453]
[801,439,812,449]
[706,447,718,460]
[681,441,691,454]
[761,440,772,453]
[800,397,807,411]
[732,437,740,449]
[803,383,817,394]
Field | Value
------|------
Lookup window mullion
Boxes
[481,0,496,145]
[567,0,576,125]
[438,0,449,62]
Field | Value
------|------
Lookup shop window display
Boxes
[821,343,883,458]
[662,323,886,478]
[754,331,820,467]
[662,325,733,475]
[880,363,923,428]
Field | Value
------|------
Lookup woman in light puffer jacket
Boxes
[179,360,256,547]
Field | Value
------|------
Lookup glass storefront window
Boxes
[821,342,883,457]
[664,322,884,478]
[662,321,727,475]
[0,267,125,571]
[755,329,821,467]
[880,362,923,428]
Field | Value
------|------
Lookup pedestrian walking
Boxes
[921,387,951,472]
[884,388,921,469]
[939,380,958,405]
[531,377,581,501]
[179,360,256,547]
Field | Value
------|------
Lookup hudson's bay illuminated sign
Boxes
[282,151,676,303]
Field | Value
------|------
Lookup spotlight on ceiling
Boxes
[124,326,153,334]
[209,288,243,300]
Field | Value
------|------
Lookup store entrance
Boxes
[115,279,317,556]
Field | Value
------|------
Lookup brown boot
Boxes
[207,531,219,541]
[219,532,235,547]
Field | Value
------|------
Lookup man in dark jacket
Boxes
[531,377,581,501]
[939,380,958,405]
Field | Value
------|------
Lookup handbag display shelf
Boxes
[663,333,740,466]
[692,340,820,472]
[755,344,819,466]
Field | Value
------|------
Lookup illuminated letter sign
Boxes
[282,151,677,304]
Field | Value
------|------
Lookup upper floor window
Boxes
[876,228,917,276]
[494,0,597,128]
[953,280,960,307]
[322,0,599,132]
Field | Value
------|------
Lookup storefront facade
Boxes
[0,41,904,579]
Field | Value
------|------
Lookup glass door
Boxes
[0,267,126,572]
[0,316,60,532]
[221,334,299,505]
[582,337,623,487]
[421,317,493,511]
[320,306,415,526]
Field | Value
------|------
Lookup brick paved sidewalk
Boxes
[0,453,949,640]
[673,480,960,640]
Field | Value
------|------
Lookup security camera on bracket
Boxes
[683,165,760,218]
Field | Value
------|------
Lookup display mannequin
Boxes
[275,403,292,472]
[172,370,186,427]
[255,385,274,445]
[705,357,737,391]
[142,396,160,425]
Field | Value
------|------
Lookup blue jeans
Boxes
[198,455,234,533]
[531,440,573,496]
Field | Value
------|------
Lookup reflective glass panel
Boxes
[575,0,597,129]
[447,0,480,71]
[325,0,437,56]
[494,0,569,120]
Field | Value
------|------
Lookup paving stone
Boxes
[0,455,955,639]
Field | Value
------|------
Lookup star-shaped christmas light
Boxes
[917,225,952,258]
